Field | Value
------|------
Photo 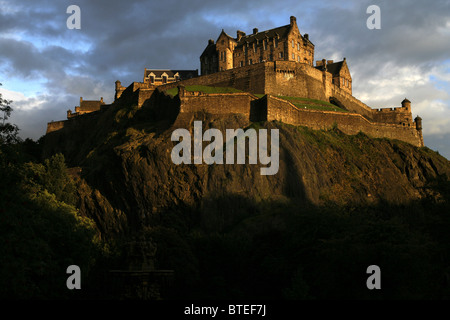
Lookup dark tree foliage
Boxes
[148,189,450,300]
[0,83,20,145]
[0,92,104,299]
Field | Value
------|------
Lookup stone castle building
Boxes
[67,97,105,119]
[201,16,315,74]
[46,16,424,148]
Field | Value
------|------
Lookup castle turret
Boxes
[415,115,422,131]
[402,98,411,111]
[115,80,125,101]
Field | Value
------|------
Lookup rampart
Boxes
[157,63,267,94]
[330,85,373,119]
[46,120,66,134]
[178,86,259,117]
[264,95,423,147]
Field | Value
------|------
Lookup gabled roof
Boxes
[325,61,344,76]
[314,60,347,77]
[218,29,234,40]
[236,25,291,47]
[144,69,198,79]
[235,24,314,47]
[200,42,217,58]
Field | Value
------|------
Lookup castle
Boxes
[46,16,424,148]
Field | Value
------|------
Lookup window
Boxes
[279,52,283,59]
[150,76,155,84]
[259,56,263,63]
[162,76,167,84]
[292,40,295,48]
[263,40,267,50]
[275,38,278,48]
[249,59,253,65]
[292,53,295,60]
[297,42,300,50]
[253,44,257,53]
[297,55,300,62]
[240,61,244,67]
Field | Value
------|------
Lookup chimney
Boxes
[253,28,258,34]
[322,59,327,71]
[327,60,334,65]
[208,39,214,45]
[237,30,246,40]
[290,16,297,26]
[100,97,103,103]
[304,33,309,40]
[80,97,83,103]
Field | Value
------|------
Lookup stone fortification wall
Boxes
[330,85,374,119]
[372,106,412,125]
[264,61,327,100]
[265,95,423,147]
[178,86,258,117]
[157,63,267,94]
[46,120,66,134]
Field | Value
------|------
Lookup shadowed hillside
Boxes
[38,98,450,299]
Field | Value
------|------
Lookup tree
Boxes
[0,83,20,145]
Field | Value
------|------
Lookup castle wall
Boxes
[372,107,412,125]
[264,61,327,100]
[179,89,258,117]
[157,63,267,94]
[46,120,66,134]
[330,85,374,119]
[265,95,423,147]
[137,88,156,107]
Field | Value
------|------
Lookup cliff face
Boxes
[42,100,450,238]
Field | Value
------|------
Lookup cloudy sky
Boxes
[1,0,450,158]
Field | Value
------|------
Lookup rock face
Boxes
[42,101,450,239]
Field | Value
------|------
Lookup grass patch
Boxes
[276,95,348,112]
[166,85,244,97]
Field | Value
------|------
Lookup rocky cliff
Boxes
[42,99,450,239]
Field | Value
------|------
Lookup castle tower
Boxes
[414,115,424,147]
[415,115,422,131]
[216,30,236,71]
[401,98,411,111]
[115,80,125,101]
